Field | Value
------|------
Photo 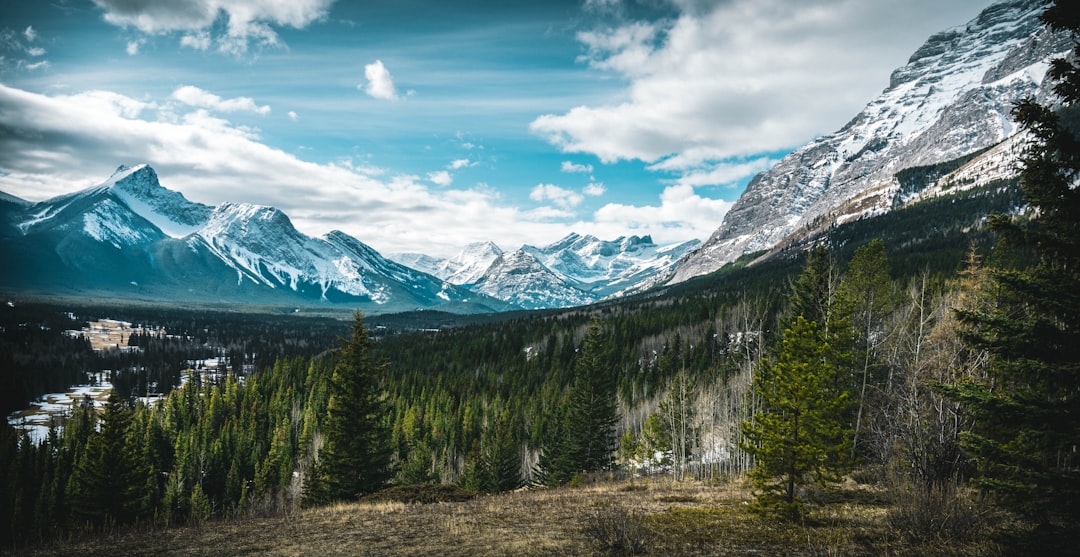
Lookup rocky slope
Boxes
[669,0,1070,283]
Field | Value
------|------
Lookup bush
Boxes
[359,483,478,505]
[581,504,649,556]
[886,481,1002,549]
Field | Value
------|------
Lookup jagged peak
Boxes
[104,164,158,195]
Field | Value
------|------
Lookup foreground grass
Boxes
[10,478,1004,556]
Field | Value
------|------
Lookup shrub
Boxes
[360,483,478,505]
[581,504,649,556]
[886,481,1002,550]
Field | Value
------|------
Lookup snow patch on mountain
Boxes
[670,0,1070,284]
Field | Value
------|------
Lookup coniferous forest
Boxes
[2,3,1079,554]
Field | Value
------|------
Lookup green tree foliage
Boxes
[539,321,618,485]
[306,312,394,503]
[741,317,853,517]
[835,239,897,456]
[947,1,1080,533]
[66,394,145,530]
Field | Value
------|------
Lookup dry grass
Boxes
[9,477,1006,557]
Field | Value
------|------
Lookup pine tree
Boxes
[740,317,853,518]
[947,0,1080,535]
[305,312,393,504]
[539,320,618,485]
[835,239,896,456]
[66,394,145,529]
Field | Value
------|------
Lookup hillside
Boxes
[5,478,1003,557]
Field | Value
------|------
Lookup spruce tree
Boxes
[66,394,145,529]
[305,312,393,503]
[741,317,853,517]
[539,320,618,484]
[947,0,1080,534]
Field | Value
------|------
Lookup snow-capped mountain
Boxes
[0,165,504,313]
[390,233,699,309]
[670,0,1070,283]
[392,241,504,286]
[470,250,595,310]
[522,233,700,299]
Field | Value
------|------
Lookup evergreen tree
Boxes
[305,312,394,503]
[476,408,522,493]
[835,239,896,456]
[947,0,1080,535]
[66,394,145,529]
[539,320,618,484]
[740,317,853,518]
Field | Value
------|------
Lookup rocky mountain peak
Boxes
[669,0,1071,284]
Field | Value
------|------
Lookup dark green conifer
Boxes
[305,312,393,503]
[947,0,1080,534]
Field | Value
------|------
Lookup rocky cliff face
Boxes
[670,0,1070,283]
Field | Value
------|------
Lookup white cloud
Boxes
[126,40,144,56]
[530,183,584,209]
[27,47,46,57]
[23,26,36,42]
[361,60,400,101]
[24,60,48,71]
[561,161,593,174]
[449,159,474,170]
[288,111,298,121]
[0,83,592,258]
[594,184,732,240]
[532,0,995,170]
[583,182,606,196]
[90,0,333,55]
[427,170,452,186]
[670,157,777,188]
[180,31,211,50]
[171,85,271,115]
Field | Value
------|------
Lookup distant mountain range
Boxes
[0,165,506,313]
[390,233,699,310]
[0,165,695,312]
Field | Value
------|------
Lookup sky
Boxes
[0,0,995,258]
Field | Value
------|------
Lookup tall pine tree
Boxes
[538,320,618,485]
[948,0,1080,536]
[305,312,393,503]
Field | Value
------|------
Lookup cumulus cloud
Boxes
[361,60,400,101]
[594,184,732,240]
[561,161,593,174]
[90,0,333,55]
[449,159,474,170]
[180,31,211,51]
[288,111,298,121]
[531,183,584,210]
[532,0,994,171]
[583,182,606,196]
[23,26,36,42]
[171,85,271,115]
[126,40,144,56]
[0,83,595,258]
[427,170,452,186]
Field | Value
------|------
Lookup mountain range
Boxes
[0,165,696,312]
[0,0,1066,314]
[390,233,699,310]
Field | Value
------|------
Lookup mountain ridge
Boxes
[668,0,1070,283]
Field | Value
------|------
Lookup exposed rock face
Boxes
[670,0,1070,283]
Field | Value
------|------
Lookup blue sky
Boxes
[0,0,993,257]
